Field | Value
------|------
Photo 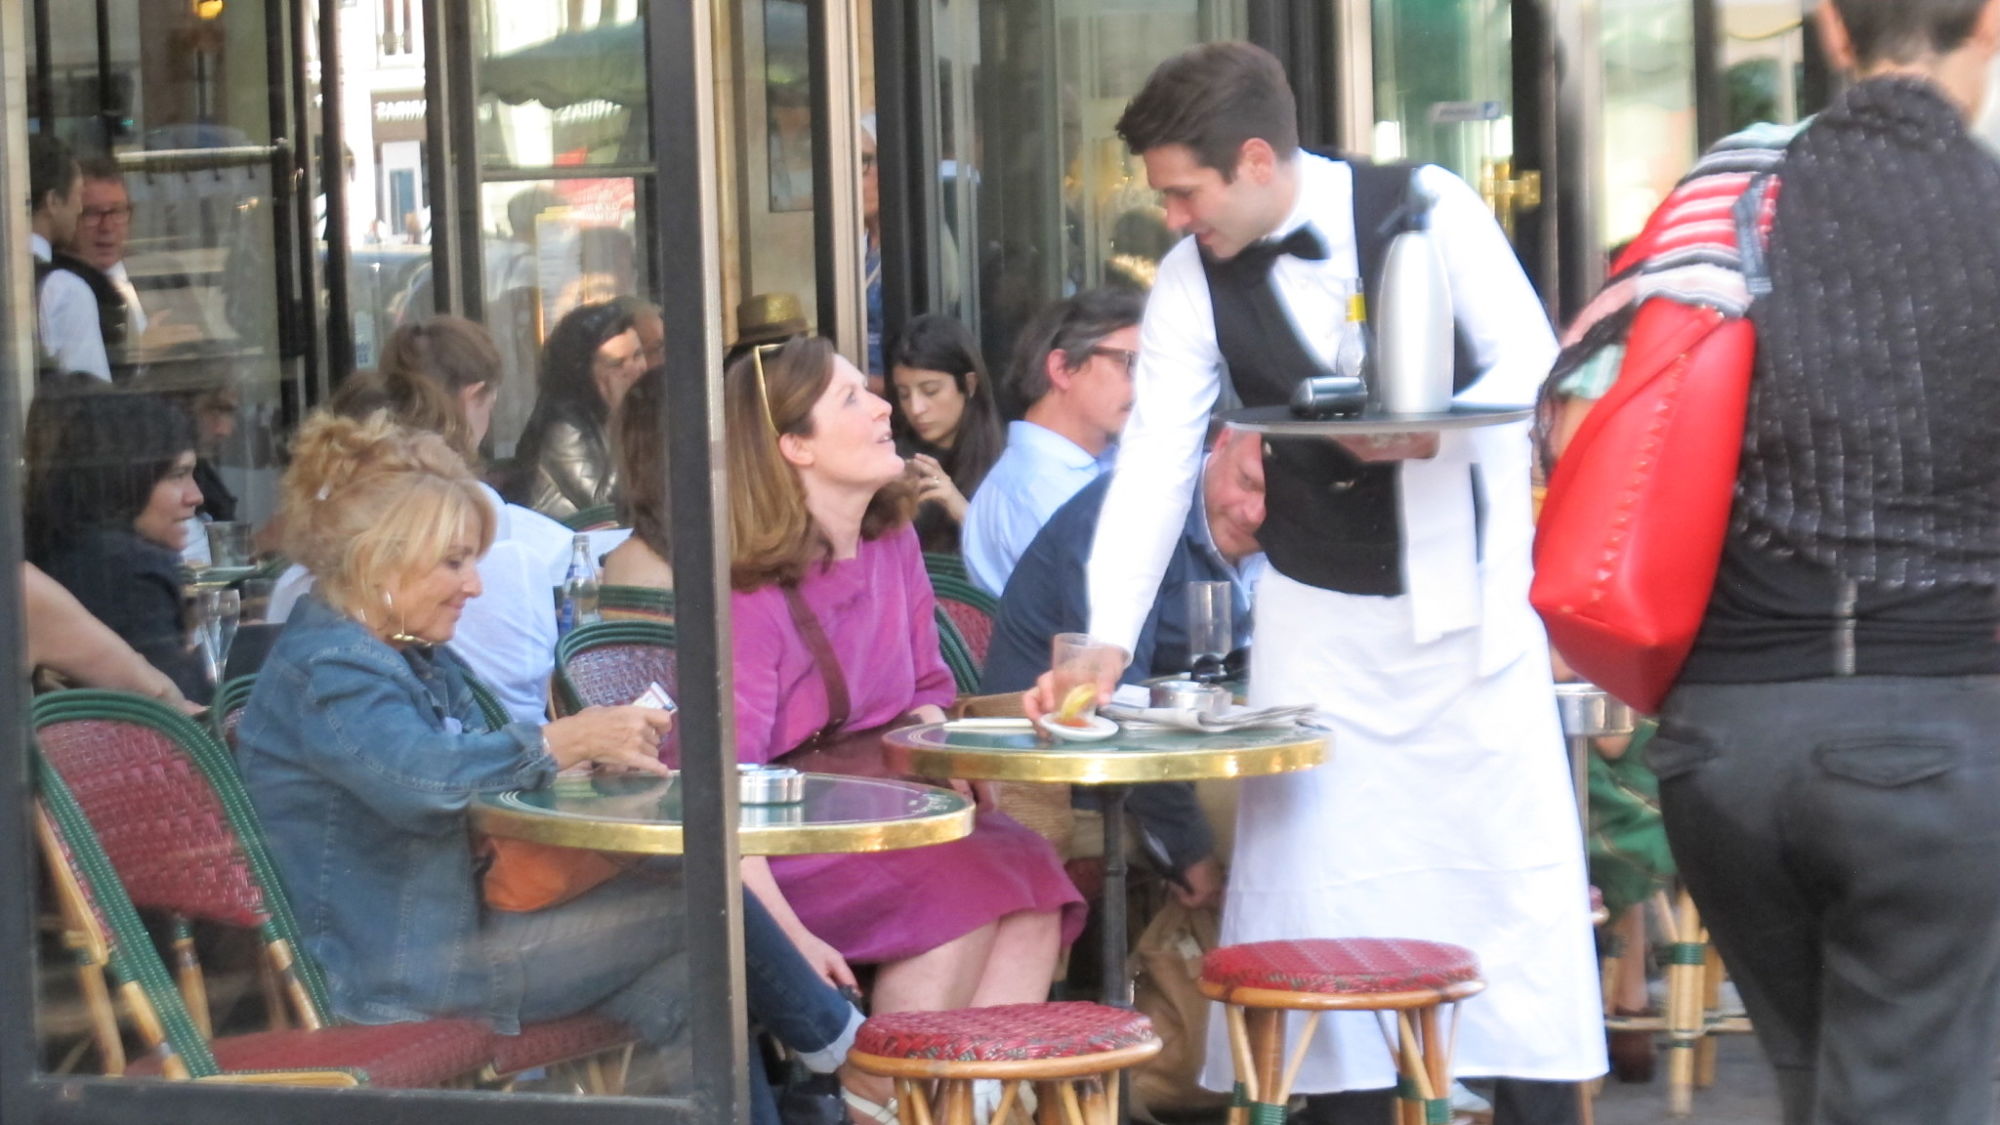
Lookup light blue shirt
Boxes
[961,420,1113,595]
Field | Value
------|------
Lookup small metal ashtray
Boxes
[738,764,805,805]
[1552,682,1638,739]
[1150,679,1230,717]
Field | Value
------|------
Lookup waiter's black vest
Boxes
[1201,154,1479,596]
[35,251,131,379]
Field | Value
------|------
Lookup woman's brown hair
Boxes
[725,336,914,590]
[615,365,673,565]
[364,315,504,464]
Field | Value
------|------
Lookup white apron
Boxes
[1199,454,1606,1092]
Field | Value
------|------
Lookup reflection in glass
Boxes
[960,0,1246,377]
[1600,0,1696,248]
[475,2,649,169]
[1371,0,1512,184]
[1721,6,1809,134]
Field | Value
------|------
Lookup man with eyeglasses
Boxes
[960,287,1144,596]
[68,159,147,344]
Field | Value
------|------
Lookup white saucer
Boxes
[1036,713,1119,742]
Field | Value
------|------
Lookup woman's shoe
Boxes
[842,1087,898,1124]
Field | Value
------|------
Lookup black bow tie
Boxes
[1214,225,1329,280]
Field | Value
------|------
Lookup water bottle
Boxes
[558,534,601,637]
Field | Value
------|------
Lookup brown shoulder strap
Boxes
[781,584,850,744]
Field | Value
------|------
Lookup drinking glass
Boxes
[205,521,255,570]
[196,588,242,683]
[1049,633,1125,720]
[1186,581,1233,683]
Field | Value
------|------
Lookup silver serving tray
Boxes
[1222,402,1533,437]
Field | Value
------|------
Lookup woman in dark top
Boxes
[885,314,1003,553]
[509,301,647,521]
[25,387,208,701]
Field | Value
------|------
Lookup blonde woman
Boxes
[238,414,867,1121]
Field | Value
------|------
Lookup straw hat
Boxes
[732,292,811,350]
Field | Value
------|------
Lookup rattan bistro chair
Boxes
[553,617,678,714]
[1199,938,1485,1125]
[35,689,636,1089]
[35,760,492,1086]
[930,572,999,670]
[846,1002,1161,1124]
[562,504,621,532]
[599,584,676,623]
[211,674,259,751]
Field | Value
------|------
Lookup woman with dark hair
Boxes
[723,338,1081,1081]
[510,301,647,521]
[600,365,675,592]
[26,386,208,700]
[886,314,1003,554]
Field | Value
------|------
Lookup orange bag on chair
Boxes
[1530,300,1754,715]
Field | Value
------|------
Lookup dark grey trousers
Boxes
[1303,1079,1582,1124]
[1653,676,2000,1125]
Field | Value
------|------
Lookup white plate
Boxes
[1036,713,1119,742]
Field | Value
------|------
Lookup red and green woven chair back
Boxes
[934,608,981,695]
[562,504,621,532]
[32,690,334,1019]
[212,674,258,750]
[599,584,676,623]
[554,620,680,761]
[36,762,226,1077]
[931,574,998,669]
[922,551,970,585]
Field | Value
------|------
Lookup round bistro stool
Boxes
[1199,938,1485,1125]
[846,1001,1161,1124]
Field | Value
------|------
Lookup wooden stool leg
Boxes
[1696,941,1724,1088]
[1665,891,1703,1116]
[1074,1075,1115,1125]
[897,1078,932,1125]
[1035,1081,1064,1125]
[1244,1007,1288,1125]
[938,1078,976,1125]
[1224,1004,1256,1125]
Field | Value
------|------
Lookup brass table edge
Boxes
[885,732,1328,784]
[470,797,976,857]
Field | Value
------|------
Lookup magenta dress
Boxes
[733,526,1085,962]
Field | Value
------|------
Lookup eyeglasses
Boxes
[1087,346,1140,375]
[80,204,133,225]
[751,342,784,436]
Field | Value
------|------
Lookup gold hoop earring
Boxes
[381,590,425,646]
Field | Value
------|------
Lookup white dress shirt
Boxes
[961,419,1114,595]
[1085,153,1556,658]
[104,260,148,338]
[32,233,111,380]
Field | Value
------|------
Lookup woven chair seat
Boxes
[1201,938,1481,999]
[491,1014,634,1074]
[128,1020,493,1087]
[854,1002,1155,1063]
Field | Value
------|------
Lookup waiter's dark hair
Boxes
[1828,0,1989,64]
[1008,288,1146,406]
[28,134,77,215]
[1116,42,1299,179]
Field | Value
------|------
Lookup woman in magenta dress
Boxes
[724,335,1083,1017]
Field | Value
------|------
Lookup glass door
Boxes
[1370,0,1540,246]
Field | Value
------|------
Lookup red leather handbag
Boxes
[1530,299,1755,714]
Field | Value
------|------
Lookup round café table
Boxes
[472,771,975,856]
[883,721,1329,1007]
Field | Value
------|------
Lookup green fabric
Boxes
[1587,721,1676,917]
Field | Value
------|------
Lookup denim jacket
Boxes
[237,594,557,1029]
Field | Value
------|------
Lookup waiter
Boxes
[1027,42,1602,1122]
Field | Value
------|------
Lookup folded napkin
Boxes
[1101,701,1319,733]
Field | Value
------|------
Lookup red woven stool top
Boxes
[854,1002,1156,1063]
[1202,938,1481,998]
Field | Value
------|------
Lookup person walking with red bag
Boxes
[1555,3,2000,1121]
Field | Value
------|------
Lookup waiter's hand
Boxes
[1171,857,1226,910]
[1334,432,1440,462]
[1022,666,1121,723]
